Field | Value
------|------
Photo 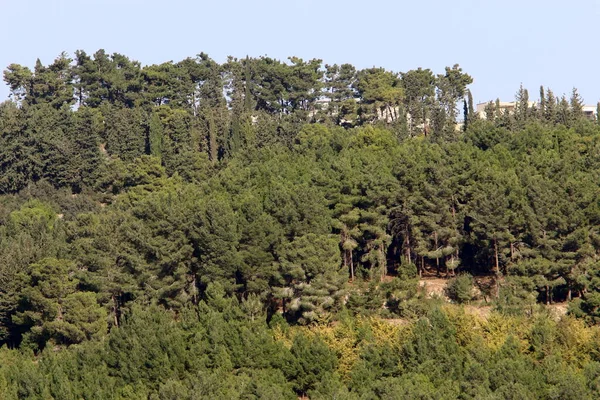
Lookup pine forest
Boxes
[1,51,600,399]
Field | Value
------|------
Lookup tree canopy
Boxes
[1,50,600,398]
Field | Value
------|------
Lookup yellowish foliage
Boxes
[310,319,360,380]
[442,305,485,347]
[272,309,600,386]
[366,316,408,349]
[480,312,530,352]
[271,324,300,349]
[276,315,411,381]
[556,316,594,365]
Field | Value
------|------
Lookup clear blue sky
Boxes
[1,0,599,105]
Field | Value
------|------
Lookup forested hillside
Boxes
[2,51,600,398]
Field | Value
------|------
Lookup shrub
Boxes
[446,274,474,304]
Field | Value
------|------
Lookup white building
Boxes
[476,101,598,121]
[582,105,597,121]
[475,101,536,120]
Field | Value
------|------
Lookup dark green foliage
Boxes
[106,305,188,388]
[105,106,147,162]
[286,333,337,395]
[13,258,107,350]
[446,273,474,304]
[402,308,465,380]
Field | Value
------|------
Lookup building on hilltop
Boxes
[476,101,598,121]
[475,101,535,120]
[582,105,597,121]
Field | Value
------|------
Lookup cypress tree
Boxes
[463,99,469,132]
[515,84,529,124]
[538,86,546,120]
[544,89,557,123]
[227,116,243,157]
[495,98,501,123]
[206,109,218,164]
[467,89,475,116]
[558,96,570,125]
[243,56,254,113]
[148,111,164,159]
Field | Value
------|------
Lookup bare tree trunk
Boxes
[494,238,500,298]
[494,239,500,274]
[406,235,412,265]
[112,294,119,327]
[434,231,440,276]
[350,251,355,282]
[192,275,198,305]
[379,246,386,282]
[455,248,460,275]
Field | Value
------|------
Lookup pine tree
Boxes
[569,87,584,121]
[12,258,107,350]
[243,56,254,113]
[72,107,104,189]
[544,89,557,123]
[515,84,530,125]
[538,86,546,120]
[204,108,219,164]
[105,106,147,162]
[557,96,570,126]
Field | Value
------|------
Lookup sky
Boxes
[1,0,599,105]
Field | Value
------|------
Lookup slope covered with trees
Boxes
[2,50,600,398]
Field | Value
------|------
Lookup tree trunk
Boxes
[455,248,460,275]
[494,238,500,275]
[112,294,119,327]
[380,246,386,281]
[434,231,440,276]
[406,235,412,265]
[494,238,500,298]
[192,275,198,305]
[350,251,355,282]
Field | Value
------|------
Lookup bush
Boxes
[445,274,474,304]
